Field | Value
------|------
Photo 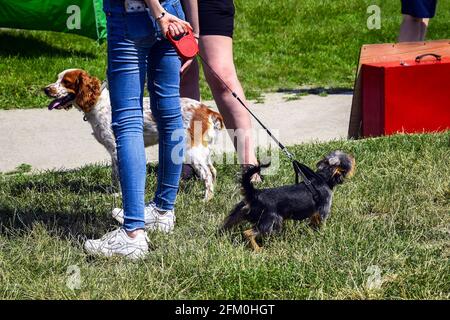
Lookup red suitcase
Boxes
[361,53,450,137]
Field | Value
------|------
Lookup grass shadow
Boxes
[7,163,206,198]
[0,31,97,59]
[277,87,354,95]
[8,170,115,197]
[0,207,113,240]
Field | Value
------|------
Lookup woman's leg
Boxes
[108,51,148,232]
[199,35,257,166]
[148,39,184,211]
[106,16,151,233]
[180,57,201,100]
[399,0,436,42]
[399,14,429,42]
[84,3,151,259]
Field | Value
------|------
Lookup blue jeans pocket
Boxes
[166,0,185,20]
[125,11,155,41]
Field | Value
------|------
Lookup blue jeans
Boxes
[104,0,185,231]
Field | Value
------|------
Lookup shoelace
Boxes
[147,202,171,217]
[107,229,149,245]
[100,228,121,241]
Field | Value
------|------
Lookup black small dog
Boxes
[221,151,355,252]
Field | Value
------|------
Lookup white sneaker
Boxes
[112,202,175,233]
[84,227,149,260]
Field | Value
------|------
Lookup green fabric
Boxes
[0,0,106,41]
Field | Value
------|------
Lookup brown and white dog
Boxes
[44,69,224,200]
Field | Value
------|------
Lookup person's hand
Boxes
[157,12,191,38]
[180,57,194,75]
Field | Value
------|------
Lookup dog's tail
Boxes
[241,162,270,203]
[219,162,269,234]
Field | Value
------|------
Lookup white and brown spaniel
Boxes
[44,69,224,200]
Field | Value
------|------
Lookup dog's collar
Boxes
[82,81,108,122]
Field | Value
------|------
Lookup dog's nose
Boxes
[43,87,50,95]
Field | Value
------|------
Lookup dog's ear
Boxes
[204,105,225,130]
[332,155,355,182]
[338,155,356,178]
[75,71,101,113]
[211,111,224,130]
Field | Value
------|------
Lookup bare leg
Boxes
[399,15,429,42]
[180,57,201,100]
[199,35,258,166]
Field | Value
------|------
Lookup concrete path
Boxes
[0,92,352,173]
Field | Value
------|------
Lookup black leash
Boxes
[197,55,322,202]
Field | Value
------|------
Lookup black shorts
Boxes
[198,0,235,38]
[401,0,438,18]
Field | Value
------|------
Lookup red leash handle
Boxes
[166,27,199,60]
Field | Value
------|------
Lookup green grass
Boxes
[1,0,450,109]
[0,133,449,299]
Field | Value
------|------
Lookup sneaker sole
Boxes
[84,243,148,261]
[145,222,174,233]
